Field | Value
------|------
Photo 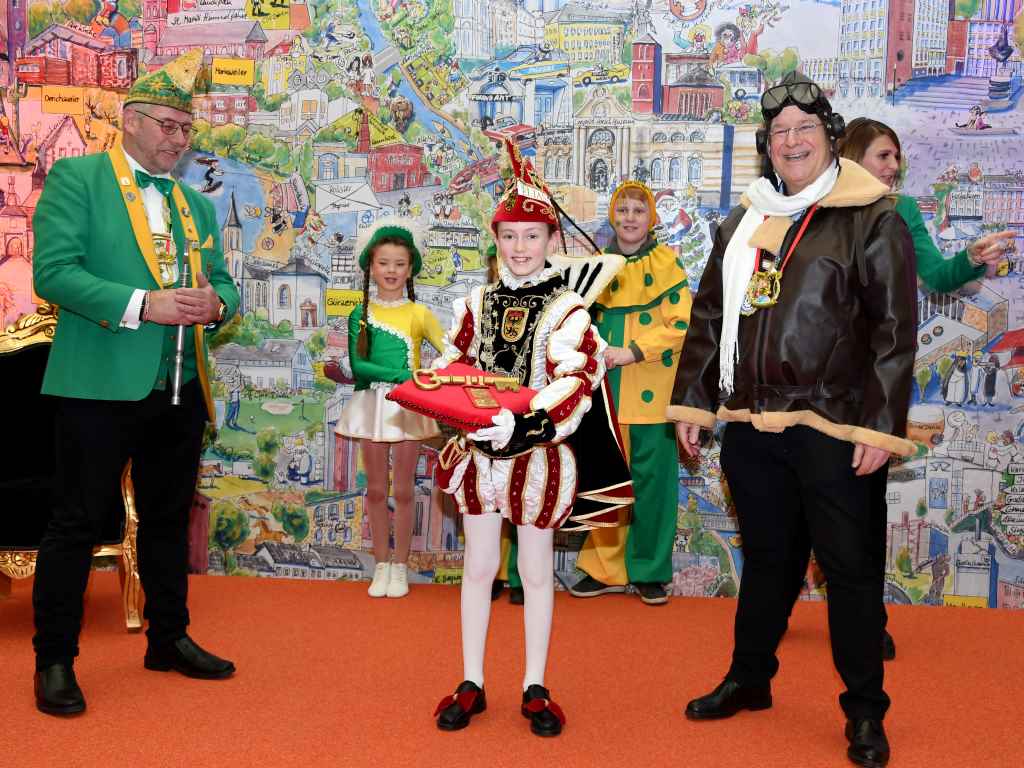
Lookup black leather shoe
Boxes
[144,636,235,679]
[490,580,504,601]
[881,631,896,662]
[509,586,524,605]
[34,663,86,716]
[435,680,486,731]
[521,684,565,736]
[684,679,772,720]
[845,718,890,767]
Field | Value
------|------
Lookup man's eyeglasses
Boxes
[761,81,823,117]
[133,109,194,138]
[769,121,823,142]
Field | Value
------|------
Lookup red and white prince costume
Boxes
[432,139,631,736]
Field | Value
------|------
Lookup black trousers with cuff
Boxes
[720,422,890,721]
[32,380,207,668]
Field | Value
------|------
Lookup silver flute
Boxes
[171,260,192,406]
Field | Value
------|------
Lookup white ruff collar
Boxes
[719,161,840,397]
[498,262,562,289]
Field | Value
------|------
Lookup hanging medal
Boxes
[154,196,179,288]
[742,258,782,315]
[740,204,819,317]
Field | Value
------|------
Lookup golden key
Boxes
[413,369,521,392]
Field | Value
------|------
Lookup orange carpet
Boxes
[2,572,1021,768]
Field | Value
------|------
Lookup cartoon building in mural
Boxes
[4,0,1024,607]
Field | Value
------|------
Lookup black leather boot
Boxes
[34,663,86,716]
[845,718,890,767]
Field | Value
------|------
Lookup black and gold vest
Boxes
[477,271,568,386]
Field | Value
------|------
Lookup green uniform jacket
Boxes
[32,152,239,405]
[895,194,983,293]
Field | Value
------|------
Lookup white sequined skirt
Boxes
[335,386,440,443]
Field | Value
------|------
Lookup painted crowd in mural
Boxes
[2,0,1023,607]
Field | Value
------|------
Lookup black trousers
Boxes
[785,462,890,634]
[721,423,889,720]
[33,380,207,668]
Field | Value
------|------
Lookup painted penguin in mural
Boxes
[983,355,1002,406]
[967,351,985,404]
[942,355,969,405]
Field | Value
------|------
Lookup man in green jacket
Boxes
[31,49,240,716]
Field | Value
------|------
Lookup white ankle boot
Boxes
[387,563,409,598]
[368,562,391,597]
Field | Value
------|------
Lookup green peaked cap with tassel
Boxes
[124,48,204,114]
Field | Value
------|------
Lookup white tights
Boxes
[460,513,554,691]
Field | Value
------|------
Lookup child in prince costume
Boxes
[431,138,631,737]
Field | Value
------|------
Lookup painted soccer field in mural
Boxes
[2,0,1023,607]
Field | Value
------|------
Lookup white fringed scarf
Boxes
[719,161,840,397]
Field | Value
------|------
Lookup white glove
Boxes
[466,408,515,451]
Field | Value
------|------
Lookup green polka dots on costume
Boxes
[661,350,674,367]
[641,390,654,403]
[610,278,619,291]
[644,273,654,286]
[669,292,681,304]
[674,320,689,330]
[639,312,652,325]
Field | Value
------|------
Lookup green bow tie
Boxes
[135,170,174,198]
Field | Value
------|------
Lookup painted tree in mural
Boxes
[743,48,800,88]
[211,500,250,572]
[916,366,933,401]
[272,501,310,544]
[254,428,282,484]
[83,89,120,128]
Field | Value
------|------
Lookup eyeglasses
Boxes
[133,109,194,138]
[761,80,823,117]
[769,121,823,142]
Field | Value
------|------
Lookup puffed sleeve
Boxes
[432,288,481,369]
[629,284,692,363]
[530,302,606,443]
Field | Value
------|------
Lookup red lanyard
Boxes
[757,203,819,274]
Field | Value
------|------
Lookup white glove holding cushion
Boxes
[466,408,515,451]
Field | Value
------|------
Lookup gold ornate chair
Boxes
[0,303,142,631]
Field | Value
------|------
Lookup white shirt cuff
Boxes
[120,289,147,329]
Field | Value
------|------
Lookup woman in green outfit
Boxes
[785,118,1017,660]
[838,118,1015,290]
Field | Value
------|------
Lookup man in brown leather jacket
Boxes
[669,73,916,768]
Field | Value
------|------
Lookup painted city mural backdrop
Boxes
[2,0,1023,608]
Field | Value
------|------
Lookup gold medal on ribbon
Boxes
[742,268,781,315]
[153,233,179,287]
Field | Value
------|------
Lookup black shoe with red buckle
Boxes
[521,684,565,737]
[435,680,486,731]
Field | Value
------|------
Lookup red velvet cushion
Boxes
[386,362,537,431]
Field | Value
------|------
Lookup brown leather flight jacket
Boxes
[667,160,918,456]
